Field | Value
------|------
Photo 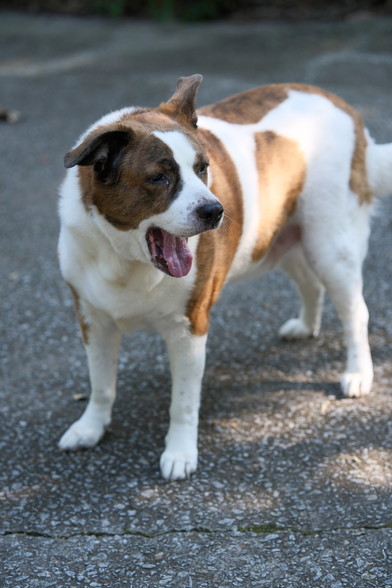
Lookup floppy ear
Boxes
[159,74,203,128]
[64,129,131,183]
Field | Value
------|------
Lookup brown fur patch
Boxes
[252,131,306,262]
[186,129,243,336]
[120,109,185,134]
[68,283,89,345]
[77,124,183,230]
[199,85,288,125]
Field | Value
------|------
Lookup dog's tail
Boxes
[367,139,392,199]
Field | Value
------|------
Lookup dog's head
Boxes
[64,75,223,278]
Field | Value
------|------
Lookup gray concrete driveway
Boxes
[1,11,392,586]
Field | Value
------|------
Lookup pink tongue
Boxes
[162,231,193,278]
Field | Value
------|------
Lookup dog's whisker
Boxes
[220,211,240,230]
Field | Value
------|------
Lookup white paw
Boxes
[279,318,314,340]
[160,449,198,481]
[58,418,106,451]
[340,372,373,398]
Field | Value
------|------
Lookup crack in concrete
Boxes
[2,523,392,541]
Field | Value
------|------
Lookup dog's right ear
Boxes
[158,74,203,129]
[64,129,132,183]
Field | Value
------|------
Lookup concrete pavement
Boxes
[1,11,392,586]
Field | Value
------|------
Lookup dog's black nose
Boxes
[196,201,224,227]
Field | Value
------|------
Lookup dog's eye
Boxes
[198,162,209,176]
[148,173,170,185]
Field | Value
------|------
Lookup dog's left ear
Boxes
[159,74,203,129]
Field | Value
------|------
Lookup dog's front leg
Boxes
[160,331,207,480]
[59,308,121,451]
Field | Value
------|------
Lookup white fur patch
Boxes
[198,115,261,281]
[144,130,222,236]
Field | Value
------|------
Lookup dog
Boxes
[58,74,392,480]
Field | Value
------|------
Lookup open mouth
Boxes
[146,227,193,278]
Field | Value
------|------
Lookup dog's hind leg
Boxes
[160,330,207,480]
[278,244,325,340]
[325,273,372,398]
[301,207,373,397]
[59,307,121,450]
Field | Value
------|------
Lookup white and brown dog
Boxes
[58,74,392,479]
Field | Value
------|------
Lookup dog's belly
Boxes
[226,222,303,285]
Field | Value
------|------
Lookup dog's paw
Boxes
[340,372,372,398]
[279,318,314,340]
[160,449,197,481]
[58,418,105,451]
